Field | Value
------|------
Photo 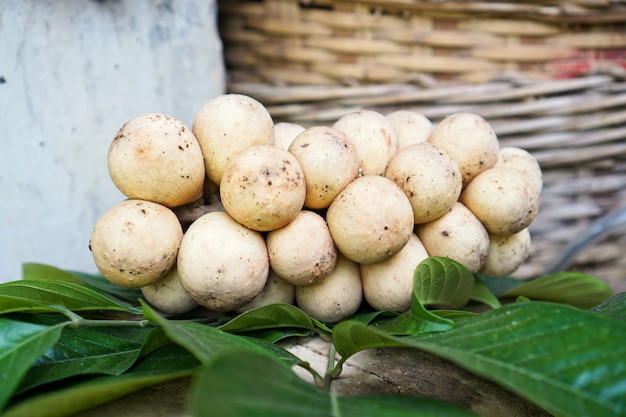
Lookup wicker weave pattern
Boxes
[218,1,626,291]
[219,0,626,85]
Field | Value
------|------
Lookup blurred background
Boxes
[0,0,225,283]
[1,0,625,292]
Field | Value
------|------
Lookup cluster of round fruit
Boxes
[89,94,542,323]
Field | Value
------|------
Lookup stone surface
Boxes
[0,0,225,283]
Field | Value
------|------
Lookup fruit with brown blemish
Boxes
[108,113,205,207]
[90,199,183,288]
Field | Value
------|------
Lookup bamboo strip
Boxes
[245,18,334,36]
[533,142,626,167]
[372,54,498,73]
[303,9,387,29]
[443,75,612,103]
[304,37,409,54]
[472,45,573,62]
[462,18,561,36]
[501,126,626,150]
[557,32,626,49]
[378,28,502,48]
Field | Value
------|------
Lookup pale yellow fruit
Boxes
[360,234,429,313]
[326,175,414,264]
[386,110,433,150]
[385,143,462,224]
[108,113,205,207]
[416,202,490,273]
[274,122,305,150]
[90,199,183,288]
[333,109,399,176]
[192,94,274,185]
[295,254,362,323]
[480,228,532,277]
[495,146,543,195]
[177,211,269,312]
[460,167,539,235]
[236,269,296,313]
[140,264,199,315]
[428,113,499,186]
[220,145,306,232]
[288,125,359,209]
[266,210,337,286]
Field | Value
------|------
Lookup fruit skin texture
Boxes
[480,228,532,277]
[140,264,199,315]
[416,202,490,273]
[385,142,462,224]
[460,166,539,236]
[495,146,543,195]
[386,110,433,150]
[177,211,269,312]
[428,112,500,186]
[90,199,183,288]
[192,94,274,185]
[274,122,305,150]
[326,175,414,265]
[220,145,306,232]
[295,254,363,323]
[266,210,337,286]
[288,125,359,209]
[236,269,295,313]
[333,109,399,176]
[108,113,205,208]
[360,233,429,313]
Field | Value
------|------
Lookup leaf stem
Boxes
[66,319,154,329]
[322,341,339,391]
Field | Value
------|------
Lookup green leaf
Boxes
[0,316,66,411]
[412,302,626,417]
[332,319,411,366]
[475,273,527,296]
[22,263,80,282]
[372,257,468,336]
[22,263,143,304]
[191,351,478,417]
[16,314,161,394]
[141,300,294,366]
[469,278,501,309]
[67,271,144,304]
[500,271,613,308]
[432,310,476,320]
[3,344,198,417]
[335,302,626,417]
[414,257,475,309]
[0,280,140,315]
[372,305,453,336]
[219,303,331,335]
[239,327,316,344]
[589,292,626,322]
[348,309,399,325]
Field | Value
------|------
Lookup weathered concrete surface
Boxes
[74,337,551,417]
[0,0,225,283]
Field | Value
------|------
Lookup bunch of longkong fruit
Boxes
[89,94,542,323]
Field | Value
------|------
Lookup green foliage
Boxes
[0,257,623,417]
[191,351,479,417]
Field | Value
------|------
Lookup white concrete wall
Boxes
[0,0,225,282]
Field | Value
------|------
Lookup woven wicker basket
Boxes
[218,0,626,84]
[217,1,626,292]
